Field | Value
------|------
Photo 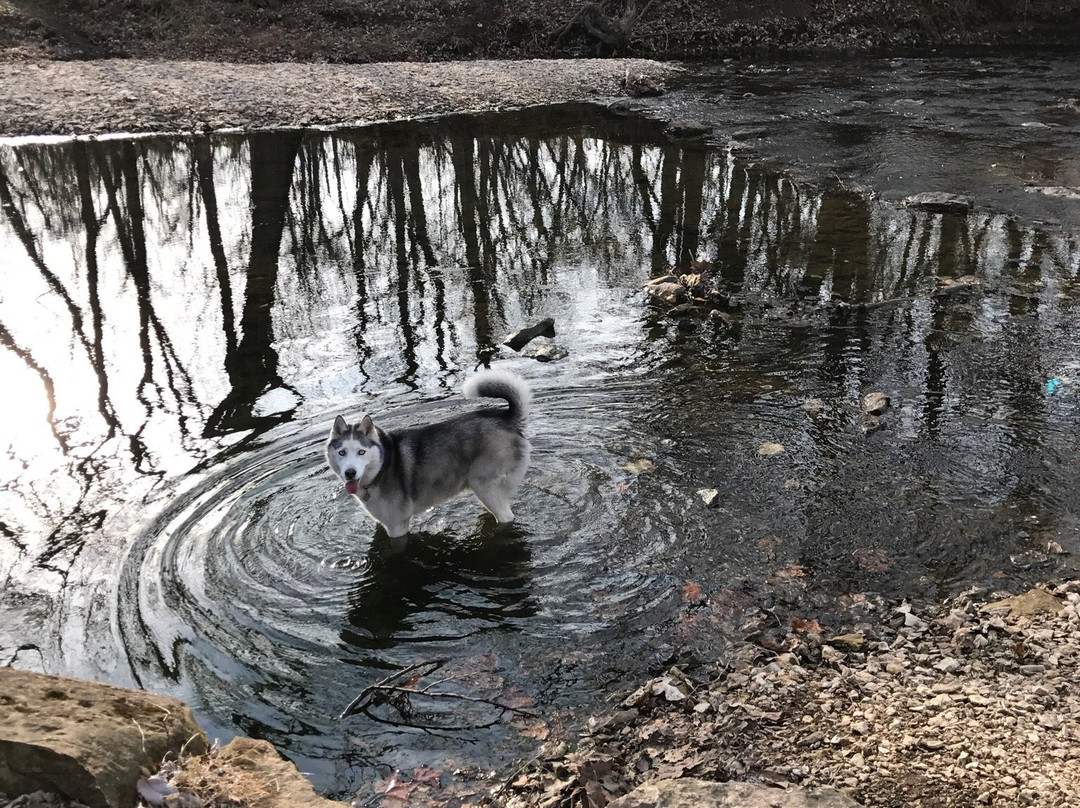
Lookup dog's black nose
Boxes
[344,469,356,480]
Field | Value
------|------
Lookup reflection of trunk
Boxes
[922,297,947,437]
[652,147,679,273]
[194,138,237,360]
[99,143,197,462]
[716,161,747,289]
[0,163,109,429]
[451,135,492,358]
[205,131,302,436]
[1002,219,1043,448]
[404,147,451,367]
[403,149,437,267]
[802,190,870,301]
[525,138,552,281]
[678,147,706,271]
[73,141,119,441]
[350,148,374,379]
[387,153,419,382]
[116,144,156,425]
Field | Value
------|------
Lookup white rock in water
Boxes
[861,391,890,415]
[697,488,721,507]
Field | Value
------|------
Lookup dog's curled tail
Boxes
[463,370,532,426]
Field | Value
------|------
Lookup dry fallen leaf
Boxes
[377,774,415,808]
[790,616,823,635]
[853,546,892,572]
[411,765,442,787]
[772,564,807,580]
[681,580,705,603]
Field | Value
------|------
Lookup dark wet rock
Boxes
[608,779,863,808]
[0,669,207,808]
[664,119,711,139]
[667,303,704,317]
[503,317,556,351]
[902,192,973,214]
[830,632,867,652]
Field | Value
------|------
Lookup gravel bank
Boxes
[499,584,1080,808]
[0,58,680,138]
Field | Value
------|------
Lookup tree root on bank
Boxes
[556,0,657,49]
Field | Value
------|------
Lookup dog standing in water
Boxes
[326,371,531,537]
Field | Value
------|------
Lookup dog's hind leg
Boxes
[470,474,522,523]
[472,488,515,523]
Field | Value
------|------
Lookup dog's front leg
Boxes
[384,519,412,538]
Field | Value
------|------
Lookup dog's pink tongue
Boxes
[345,480,360,495]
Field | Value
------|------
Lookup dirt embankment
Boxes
[3,0,1080,65]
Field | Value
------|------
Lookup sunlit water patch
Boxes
[2,96,1080,797]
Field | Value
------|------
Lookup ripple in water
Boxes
[116,379,686,786]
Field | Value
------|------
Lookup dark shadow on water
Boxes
[342,518,536,652]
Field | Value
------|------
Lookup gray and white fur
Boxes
[326,370,532,537]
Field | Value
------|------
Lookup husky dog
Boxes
[326,370,532,537]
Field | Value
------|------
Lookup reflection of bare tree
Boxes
[205,132,303,436]
[0,162,111,433]
[387,150,420,383]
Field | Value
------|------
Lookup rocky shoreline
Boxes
[497,582,1080,808]
[7,582,1079,808]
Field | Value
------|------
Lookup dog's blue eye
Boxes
[338,449,346,456]
[358,449,366,455]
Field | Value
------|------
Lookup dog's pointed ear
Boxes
[332,415,349,436]
[360,415,376,437]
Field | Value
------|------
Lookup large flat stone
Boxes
[982,588,1063,618]
[0,669,207,808]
